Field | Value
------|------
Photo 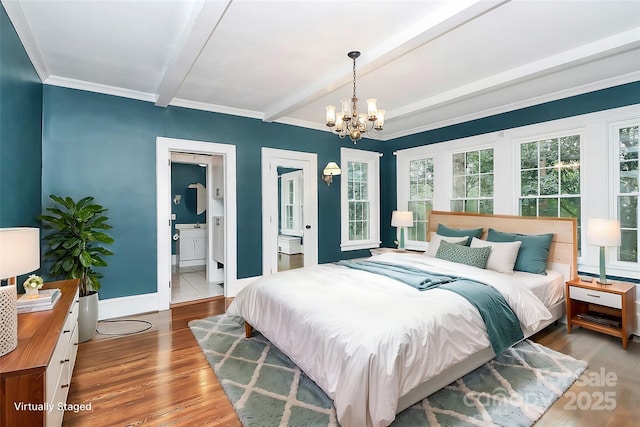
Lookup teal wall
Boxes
[42,86,385,299]
[0,4,42,228]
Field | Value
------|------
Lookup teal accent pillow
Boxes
[486,228,554,275]
[437,224,484,246]
[435,240,491,269]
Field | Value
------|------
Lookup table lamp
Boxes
[0,227,40,356]
[391,211,413,251]
[587,218,621,285]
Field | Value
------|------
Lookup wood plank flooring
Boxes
[64,299,639,426]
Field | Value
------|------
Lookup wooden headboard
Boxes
[427,211,578,279]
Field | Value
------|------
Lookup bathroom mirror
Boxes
[186,182,207,215]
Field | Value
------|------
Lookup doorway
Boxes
[156,137,237,311]
[169,153,224,304]
[262,148,318,275]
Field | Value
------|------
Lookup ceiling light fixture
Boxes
[325,51,384,144]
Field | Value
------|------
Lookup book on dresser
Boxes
[16,288,61,313]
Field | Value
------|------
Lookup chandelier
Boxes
[325,51,384,143]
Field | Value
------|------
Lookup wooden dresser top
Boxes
[0,279,79,376]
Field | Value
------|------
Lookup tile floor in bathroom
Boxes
[171,267,224,304]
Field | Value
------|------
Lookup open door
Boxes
[261,148,318,276]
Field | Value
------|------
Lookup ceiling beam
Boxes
[261,0,509,123]
[389,27,640,121]
[154,0,232,107]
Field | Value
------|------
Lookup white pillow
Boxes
[470,237,522,274]
[424,233,468,257]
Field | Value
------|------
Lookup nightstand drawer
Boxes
[569,286,622,309]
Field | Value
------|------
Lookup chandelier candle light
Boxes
[325,51,384,143]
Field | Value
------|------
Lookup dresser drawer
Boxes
[569,286,622,309]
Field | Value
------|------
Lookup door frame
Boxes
[261,148,318,275]
[156,137,237,310]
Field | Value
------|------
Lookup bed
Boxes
[226,211,577,427]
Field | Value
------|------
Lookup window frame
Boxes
[340,147,381,251]
[449,146,495,214]
[610,118,640,269]
[514,128,585,257]
[279,170,303,237]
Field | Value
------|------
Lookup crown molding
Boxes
[43,75,157,103]
[2,0,48,81]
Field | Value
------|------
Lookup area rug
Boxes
[189,315,587,427]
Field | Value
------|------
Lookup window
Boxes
[341,147,380,250]
[407,158,434,242]
[280,170,303,236]
[518,133,582,251]
[613,122,639,264]
[451,148,494,214]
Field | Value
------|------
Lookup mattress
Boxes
[227,252,557,427]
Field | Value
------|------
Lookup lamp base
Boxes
[0,285,18,357]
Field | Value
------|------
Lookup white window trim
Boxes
[513,127,586,263]
[447,143,496,214]
[340,147,381,251]
[610,117,640,272]
[280,170,303,237]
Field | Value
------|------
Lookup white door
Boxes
[261,148,318,275]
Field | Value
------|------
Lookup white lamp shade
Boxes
[391,211,413,227]
[323,162,341,176]
[0,227,40,279]
[587,219,621,247]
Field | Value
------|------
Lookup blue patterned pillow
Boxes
[435,240,491,269]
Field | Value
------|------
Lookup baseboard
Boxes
[99,293,159,320]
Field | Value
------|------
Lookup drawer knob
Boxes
[61,384,69,389]
[586,293,601,298]
[63,330,71,334]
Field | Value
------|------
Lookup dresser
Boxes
[0,279,80,426]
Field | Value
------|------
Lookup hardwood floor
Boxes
[65,300,639,426]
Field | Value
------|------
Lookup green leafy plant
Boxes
[38,195,114,297]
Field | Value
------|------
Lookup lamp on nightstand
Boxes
[391,211,413,251]
[0,228,40,357]
[587,218,621,285]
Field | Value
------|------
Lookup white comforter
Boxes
[226,253,552,427]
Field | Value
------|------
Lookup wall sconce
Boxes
[173,194,182,205]
[391,211,414,251]
[322,162,341,186]
[0,227,40,356]
[587,218,621,284]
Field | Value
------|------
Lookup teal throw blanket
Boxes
[336,260,457,291]
[337,260,524,354]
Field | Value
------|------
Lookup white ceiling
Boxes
[4,0,640,140]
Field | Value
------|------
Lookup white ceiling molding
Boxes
[155,0,233,108]
[44,75,157,103]
[170,97,262,120]
[1,0,48,81]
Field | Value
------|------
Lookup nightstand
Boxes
[566,277,636,349]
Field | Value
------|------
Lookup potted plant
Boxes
[38,195,114,342]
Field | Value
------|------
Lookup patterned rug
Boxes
[189,315,587,427]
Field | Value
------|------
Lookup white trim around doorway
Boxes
[156,137,238,311]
